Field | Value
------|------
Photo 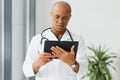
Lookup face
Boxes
[51,4,71,33]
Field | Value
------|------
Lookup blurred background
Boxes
[0,0,120,80]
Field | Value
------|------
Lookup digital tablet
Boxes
[44,41,78,59]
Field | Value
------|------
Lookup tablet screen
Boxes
[44,41,78,59]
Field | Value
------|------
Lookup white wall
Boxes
[36,0,120,51]
[68,0,120,52]
[36,0,120,80]
[36,0,51,33]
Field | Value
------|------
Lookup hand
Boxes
[51,45,76,66]
[37,52,55,66]
[32,52,55,74]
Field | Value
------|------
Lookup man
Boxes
[23,1,87,80]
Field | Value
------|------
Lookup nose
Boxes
[58,18,64,23]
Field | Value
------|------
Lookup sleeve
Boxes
[76,36,88,79]
[23,37,39,77]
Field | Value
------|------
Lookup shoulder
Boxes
[30,34,41,44]
[70,31,84,41]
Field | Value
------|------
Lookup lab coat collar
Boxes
[42,29,71,41]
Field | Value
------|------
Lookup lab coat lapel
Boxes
[61,30,71,41]
[43,29,58,41]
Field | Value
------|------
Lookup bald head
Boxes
[52,1,71,14]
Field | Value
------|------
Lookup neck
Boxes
[51,28,66,38]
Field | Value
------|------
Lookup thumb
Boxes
[70,45,75,55]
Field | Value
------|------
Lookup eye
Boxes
[63,16,69,21]
[55,15,59,19]
[63,17,68,20]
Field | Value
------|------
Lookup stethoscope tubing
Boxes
[40,27,73,44]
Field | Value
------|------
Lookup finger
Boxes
[44,55,55,59]
[39,53,54,59]
[51,46,62,56]
[70,45,75,55]
[52,52,59,58]
[51,49,62,58]
[43,52,52,56]
[43,58,52,62]
[42,58,52,65]
[56,46,66,53]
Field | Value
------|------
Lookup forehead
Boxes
[52,2,71,16]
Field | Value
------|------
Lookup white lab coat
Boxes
[23,29,88,80]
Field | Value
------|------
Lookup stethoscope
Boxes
[40,28,74,44]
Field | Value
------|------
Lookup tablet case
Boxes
[44,41,78,59]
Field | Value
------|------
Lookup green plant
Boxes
[82,45,116,80]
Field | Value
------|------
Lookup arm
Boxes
[23,37,38,77]
[70,60,80,73]
[23,36,54,77]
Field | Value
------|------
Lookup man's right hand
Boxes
[32,52,55,74]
